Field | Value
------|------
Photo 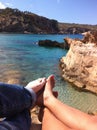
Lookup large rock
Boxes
[60,41,97,94]
[82,31,97,44]
[64,31,97,50]
[38,39,65,49]
[64,37,81,49]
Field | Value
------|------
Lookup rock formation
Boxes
[64,31,97,50]
[82,31,97,44]
[0,8,97,34]
[60,31,97,94]
[0,8,59,34]
[64,38,81,49]
[38,39,66,49]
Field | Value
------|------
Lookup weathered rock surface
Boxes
[64,38,82,49]
[64,31,97,50]
[82,31,97,44]
[60,34,97,94]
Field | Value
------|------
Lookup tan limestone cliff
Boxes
[60,41,97,94]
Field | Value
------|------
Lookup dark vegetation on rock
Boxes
[0,8,59,34]
[58,23,97,34]
[0,8,97,34]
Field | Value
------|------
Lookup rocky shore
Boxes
[60,31,97,94]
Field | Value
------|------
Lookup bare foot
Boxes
[25,78,46,93]
[43,75,55,105]
[37,75,58,122]
[38,91,58,122]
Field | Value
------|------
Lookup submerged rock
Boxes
[60,33,97,94]
[0,69,23,85]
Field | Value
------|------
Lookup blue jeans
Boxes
[0,83,35,130]
[0,110,31,130]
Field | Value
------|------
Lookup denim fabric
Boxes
[0,83,35,130]
[0,83,34,118]
[0,109,31,130]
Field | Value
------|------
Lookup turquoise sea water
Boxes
[0,33,97,113]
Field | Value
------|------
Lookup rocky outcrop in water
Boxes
[38,39,67,49]
[60,31,97,94]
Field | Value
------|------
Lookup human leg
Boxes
[0,109,31,130]
[0,77,46,130]
[43,75,97,130]
[0,77,46,118]
[42,107,75,130]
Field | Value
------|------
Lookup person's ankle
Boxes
[44,94,54,107]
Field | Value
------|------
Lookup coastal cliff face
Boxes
[0,8,97,34]
[60,32,97,94]
[0,8,59,34]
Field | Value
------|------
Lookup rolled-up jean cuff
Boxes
[24,87,36,107]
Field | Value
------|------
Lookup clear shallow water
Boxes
[0,33,97,113]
